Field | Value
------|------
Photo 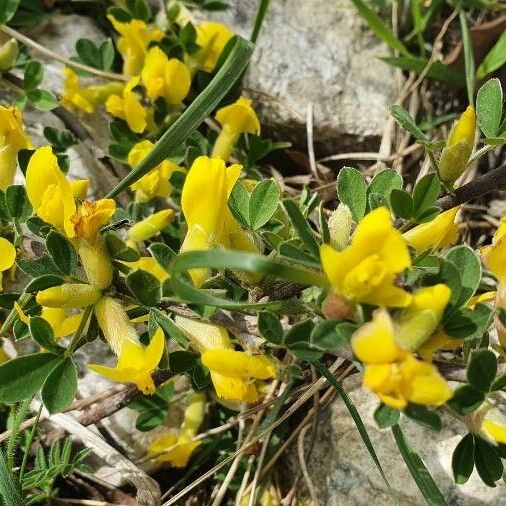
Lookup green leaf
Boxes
[258,311,284,345]
[313,361,396,500]
[412,173,440,218]
[23,60,43,91]
[336,167,367,222]
[249,179,280,230]
[169,350,199,373]
[452,434,475,485]
[282,200,320,259]
[367,169,403,209]
[17,255,63,278]
[476,78,503,138]
[477,31,506,79]
[404,404,442,431]
[107,37,253,198]
[491,373,506,392]
[5,184,32,221]
[148,243,175,273]
[42,358,78,413]
[391,424,446,505]
[30,317,64,355]
[447,384,484,415]
[250,0,271,44]
[125,269,161,306]
[150,309,189,349]
[43,126,76,151]
[443,304,493,340]
[390,188,413,219]
[459,10,475,106]
[0,0,21,23]
[0,353,61,402]
[106,234,140,262]
[228,181,250,228]
[349,0,410,56]
[444,246,481,306]
[374,404,400,428]
[25,275,64,294]
[424,259,462,314]
[390,105,428,141]
[0,448,23,506]
[46,230,78,275]
[27,89,58,111]
[467,349,497,393]
[474,437,503,487]
[310,319,352,350]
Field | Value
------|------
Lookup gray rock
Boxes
[210,0,399,155]
[300,376,506,505]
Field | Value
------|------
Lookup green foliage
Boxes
[452,434,474,484]
[336,166,367,222]
[0,0,21,23]
[42,358,78,413]
[126,269,162,306]
[477,31,506,79]
[129,384,174,431]
[476,78,504,141]
[74,38,115,71]
[374,404,400,428]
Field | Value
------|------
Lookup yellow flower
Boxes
[108,15,163,76]
[439,106,476,187]
[180,156,257,287]
[89,297,165,394]
[175,316,276,403]
[124,256,169,283]
[320,207,412,308]
[195,22,233,72]
[40,307,83,339]
[128,209,174,243]
[212,97,260,161]
[0,105,32,190]
[36,283,102,309]
[141,47,191,104]
[482,217,506,283]
[479,406,506,445]
[127,140,184,202]
[105,77,147,133]
[26,146,77,238]
[395,284,451,351]
[0,238,16,291]
[149,392,205,467]
[61,68,124,114]
[352,309,452,409]
[403,207,459,252]
[418,329,463,362]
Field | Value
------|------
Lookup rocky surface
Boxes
[300,376,506,505]
[211,0,399,155]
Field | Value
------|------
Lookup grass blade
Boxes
[391,424,446,505]
[459,10,475,106]
[313,360,398,504]
[106,36,253,198]
[0,449,23,506]
[350,0,410,57]
[251,0,271,44]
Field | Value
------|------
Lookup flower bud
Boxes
[321,292,355,320]
[36,283,101,308]
[0,39,18,72]
[328,203,353,251]
[128,209,174,243]
[438,106,476,187]
[78,235,114,290]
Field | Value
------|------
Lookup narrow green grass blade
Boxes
[350,0,410,57]
[0,449,23,506]
[313,361,398,504]
[106,37,253,198]
[477,30,506,79]
[251,0,271,44]
[459,10,475,106]
[391,424,446,505]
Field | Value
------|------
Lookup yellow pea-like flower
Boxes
[403,207,460,253]
[212,97,260,161]
[124,256,169,283]
[0,237,16,291]
[320,207,412,308]
[36,283,102,309]
[352,308,452,410]
[0,105,32,190]
[438,106,476,187]
[108,15,164,76]
[127,140,184,202]
[141,47,191,104]
[180,156,257,287]
[61,68,124,114]
[195,21,233,73]
[128,209,174,243]
[88,296,165,394]
[478,406,506,445]
[105,77,148,133]
[40,307,83,339]
[26,146,77,238]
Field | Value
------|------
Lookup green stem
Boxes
[0,292,31,340]
[65,305,93,356]
[6,397,32,473]
[18,404,42,483]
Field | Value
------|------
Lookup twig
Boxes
[306,103,318,179]
[0,25,128,81]
[297,425,318,506]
